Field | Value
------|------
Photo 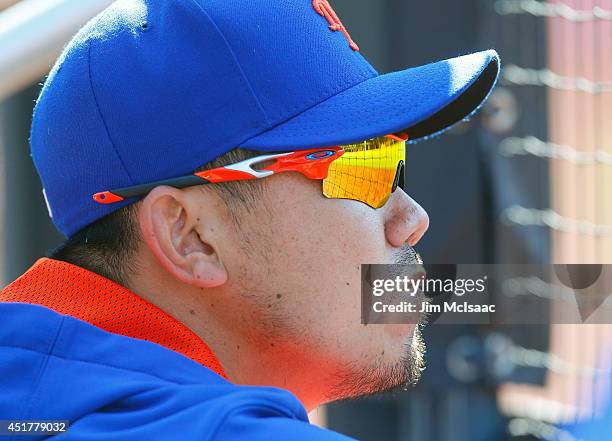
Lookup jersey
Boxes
[0,258,354,440]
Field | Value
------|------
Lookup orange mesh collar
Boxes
[0,257,227,379]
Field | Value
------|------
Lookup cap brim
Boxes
[240,50,500,150]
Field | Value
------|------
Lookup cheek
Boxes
[268,198,385,287]
[282,196,385,260]
[266,203,388,334]
[231,176,399,348]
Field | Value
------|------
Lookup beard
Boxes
[325,325,426,402]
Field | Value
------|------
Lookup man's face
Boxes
[212,170,429,403]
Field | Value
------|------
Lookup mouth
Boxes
[414,269,427,280]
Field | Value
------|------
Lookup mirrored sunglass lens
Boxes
[322,136,406,208]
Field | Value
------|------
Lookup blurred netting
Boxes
[493,1,612,440]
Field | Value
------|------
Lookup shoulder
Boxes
[212,405,356,440]
[48,381,355,441]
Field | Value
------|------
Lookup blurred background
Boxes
[1,0,611,440]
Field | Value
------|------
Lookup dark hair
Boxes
[49,148,265,286]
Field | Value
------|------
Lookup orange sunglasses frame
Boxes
[93,133,407,205]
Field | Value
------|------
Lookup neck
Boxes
[128,252,334,412]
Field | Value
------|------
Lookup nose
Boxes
[383,189,430,248]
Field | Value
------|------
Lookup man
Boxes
[0,0,499,439]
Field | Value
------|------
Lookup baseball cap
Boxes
[30,0,500,238]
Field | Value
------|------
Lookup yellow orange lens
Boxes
[322,136,406,208]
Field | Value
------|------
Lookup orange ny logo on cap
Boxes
[312,0,360,51]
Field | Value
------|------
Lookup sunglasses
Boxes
[93,134,407,209]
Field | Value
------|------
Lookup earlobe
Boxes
[138,186,228,288]
[192,258,228,287]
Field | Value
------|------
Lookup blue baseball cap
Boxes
[31,0,500,238]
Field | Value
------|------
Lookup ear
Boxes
[138,186,228,288]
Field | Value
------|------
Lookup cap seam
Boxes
[238,71,376,148]
[86,40,134,183]
[187,0,271,126]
